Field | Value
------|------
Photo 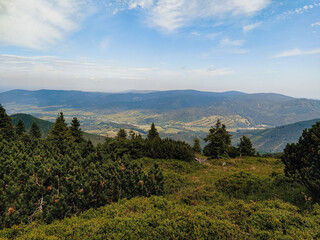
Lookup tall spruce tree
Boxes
[30,122,42,138]
[193,137,202,154]
[147,123,160,141]
[238,136,255,156]
[117,128,127,141]
[16,119,26,136]
[203,119,232,158]
[47,112,71,144]
[0,104,14,140]
[70,117,84,143]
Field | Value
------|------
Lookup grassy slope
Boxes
[1,157,319,239]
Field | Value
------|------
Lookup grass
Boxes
[0,157,320,239]
[1,156,319,239]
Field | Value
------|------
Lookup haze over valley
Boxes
[2,89,320,152]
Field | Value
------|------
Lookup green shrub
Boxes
[216,171,264,198]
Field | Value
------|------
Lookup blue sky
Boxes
[0,0,319,98]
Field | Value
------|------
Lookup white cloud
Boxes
[128,0,154,9]
[149,0,270,31]
[191,31,200,37]
[243,22,262,32]
[0,54,233,91]
[0,0,87,50]
[206,32,221,40]
[220,38,244,46]
[272,48,320,58]
[110,0,270,31]
[311,22,320,27]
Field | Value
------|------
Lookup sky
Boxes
[0,0,319,98]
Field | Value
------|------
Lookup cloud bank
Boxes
[113,0,270,31]
[0,54,232,92]
[0,0,87,49]
[272,48,320,58]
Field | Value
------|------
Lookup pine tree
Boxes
[16,119,26,136]
[30,122,42,138]
[238,136,255,156]
[147,123,160,141]
[0,104,14,140]
[193,137,202,154]
[203,119,232,158]
[117,128,127,141]
[70,117,84,143]
[129,130,136,139]
[47,112,71,146]
[282,122,320,200]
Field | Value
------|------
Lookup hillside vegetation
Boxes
[1,104,320,239]
[233,118,320,153]
[1,157,319,239]
[11,113,105,145]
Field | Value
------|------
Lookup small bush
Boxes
[216,171,264,198]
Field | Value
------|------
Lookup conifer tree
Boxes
[47,112,71,149]
[117,128,127,141]
[128,130,137,139]
[193,137,202,154]
[0,104,14,140]
[16,119,26,136]
[238,136,255,156]
[282,122,320,200]
[30,122,42,139]
[70,117,84,143]
[147,123,160,141]
[203,119,232,158]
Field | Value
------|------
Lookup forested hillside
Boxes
[11,114,53,137]
[232,118,320,153]
[11,113,105,145]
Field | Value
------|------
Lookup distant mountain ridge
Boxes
[233,118,320,153]
[1,89,320,129]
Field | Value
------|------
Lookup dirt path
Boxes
[195,157,211,166]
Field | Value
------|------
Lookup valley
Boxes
[4,89,320,153]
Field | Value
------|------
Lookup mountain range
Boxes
[2,89,320,152]
[10,113,320,153]
[2,89,320,128]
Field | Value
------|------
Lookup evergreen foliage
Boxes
[15,119,26,136]
[282,122,320,200]
[147,123,160,141]
[117,128,127,141]
[47,112,71,152]
[11,114,53,136]
[238,136,255,156]
[192,137,201,154]
[0,106,168,229]
[30,122,41,139]
[0,104,14,140]
[1,156,318,239]
[203,119,232,158]
[70,117,84,143]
